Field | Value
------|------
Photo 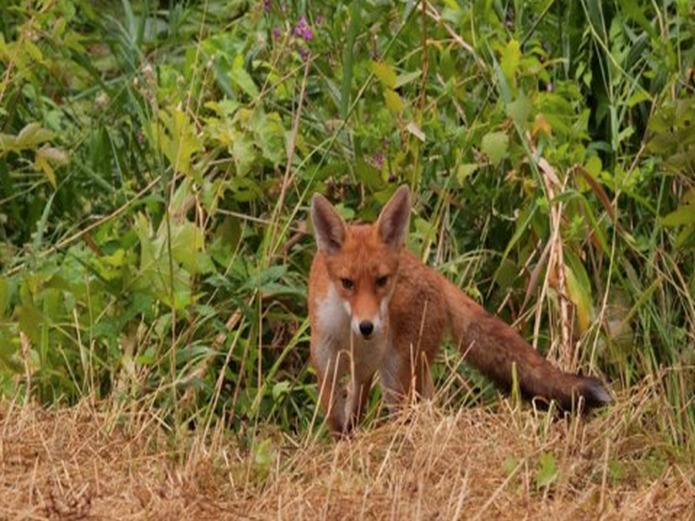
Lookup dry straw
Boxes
[1,375,692,520]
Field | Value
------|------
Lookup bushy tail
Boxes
[443,280,612,411]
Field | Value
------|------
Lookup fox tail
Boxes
[443,279,612,410]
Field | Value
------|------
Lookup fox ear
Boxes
[377,185,411,250]
[311,193,347,254]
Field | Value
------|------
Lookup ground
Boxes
[0,393,692,520]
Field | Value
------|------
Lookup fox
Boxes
[308,185,612,436]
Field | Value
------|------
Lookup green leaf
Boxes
[272,380,291,401]
[102,249,126,268]
[133,213,193,310]
[661,205,695,227]
[0,277,8,317]
[506,93,530,128]
[17,123,53,148]
[205,99,240,117]
[230,54,259,98]
[245,265,288,294]
[252,438,276,471]
[34,152,56,188]
[502,457,519,476]
[395,70,421,88]
[135,347,156,365]
[585,155,602,177]
[231,131,256,176]
[0,122,55,156]
[675,224,695,249]
[17,303,45,344]
[150,107,203,179]
[370,60,397,89]
[627,90,651,107]
[565,252,594,333]
[170,221,215,274]
[535,452,559,489]
[456,163,478,184]
[134,213,155,268]
[500,39,521,85]
[340,0,361,118]
[617,0,658,38]
[384,89,404,113]
[23,39,44,63]
[252,110,286,164]
[481,131,509,166]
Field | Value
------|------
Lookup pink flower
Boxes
[294,16,313,41]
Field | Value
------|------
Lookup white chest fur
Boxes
[313,283,387,382]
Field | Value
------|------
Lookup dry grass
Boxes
[1,383,692,520]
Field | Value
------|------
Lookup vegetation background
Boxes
[0,0,693,518]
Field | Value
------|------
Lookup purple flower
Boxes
[272,26,282,40]
[294,16,313,41]
[263,0,270,12]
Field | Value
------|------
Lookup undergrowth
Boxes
[0,0,693,471]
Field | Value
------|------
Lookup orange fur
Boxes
[309,186,611,436]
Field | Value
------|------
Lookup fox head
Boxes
[311,185,411,340]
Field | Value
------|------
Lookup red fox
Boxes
[309,185,611,436]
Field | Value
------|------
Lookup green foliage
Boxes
[0,0,693,449]
[535,452,560,490]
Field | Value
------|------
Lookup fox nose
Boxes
[359,320,374,338]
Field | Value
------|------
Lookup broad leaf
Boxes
[481,131,509,166]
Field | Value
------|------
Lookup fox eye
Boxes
[340,278,354,290]
[375,275,389,288]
